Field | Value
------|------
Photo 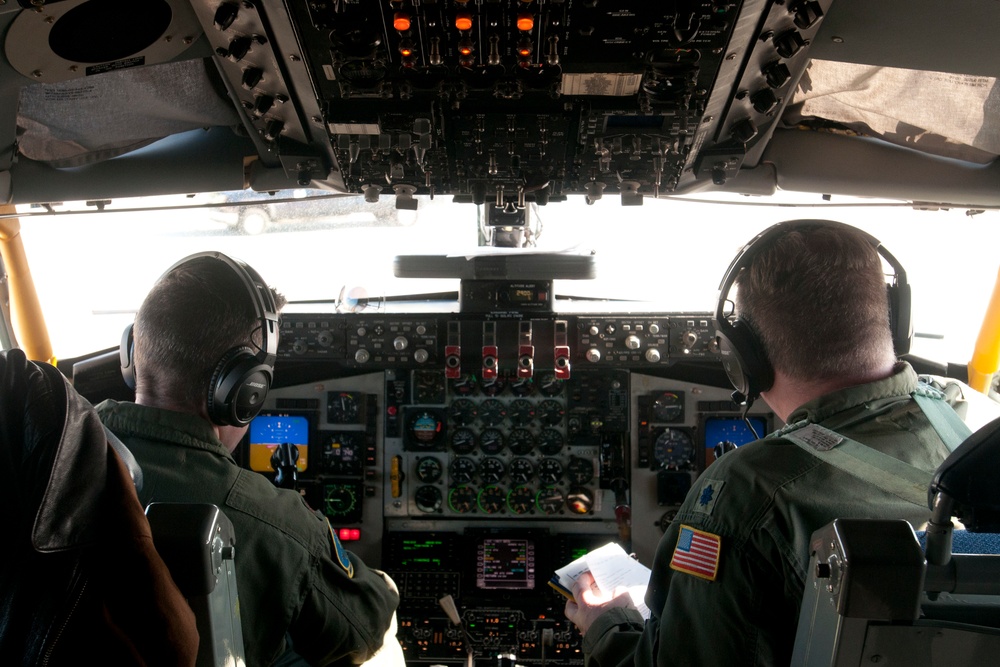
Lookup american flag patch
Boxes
[670,525,721,581]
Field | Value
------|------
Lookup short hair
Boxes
[735,223,896,382]
[133,256,286,411]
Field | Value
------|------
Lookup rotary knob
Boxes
[292,339,308,355]
[649,323,661,335]
[317,330,334,347]
[355,349,371,363]
[645,348,661,363]
[393,336,409,351]
[414,349,429,363]
[586,348,601,363]
[625,335,641,350]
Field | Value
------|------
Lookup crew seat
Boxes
[792,414,1000,666]
[0,348,243,666]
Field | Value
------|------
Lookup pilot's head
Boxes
[717,219,899,408]
[131,253,285,435]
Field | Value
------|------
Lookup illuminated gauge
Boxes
[567,456,594,485]
[653,428,695,469]
[406,409,445,450]
[479,399,507,426]
[338,61,388,86]
[449,398,478,426]
[324,484,357,516]
[567,415,583,435]
[448,486,477,513]
[538,399,565,426]
[536,487,564,514]
[538,428,565,455]
[450,427,477,454]
[652,391,684,422]
[480,374,507,396]
[479,457,506,484]
[507,486,534,515]
[479,427,506,455]
[509,376,535,397]
[508,398,535,425]
[507,428,535,455]
[566,487,594,514]
[478,486,506,514]
[416,456,443,483]
[538,372,564,397]
[450,456,477,484]
[537,458,563,484]
[327,391,362,424]
[508,457,534,485]
[450,373,478,396]
[415,485,443,513]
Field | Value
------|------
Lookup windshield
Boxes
[14,193,1000,367]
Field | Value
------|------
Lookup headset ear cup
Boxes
[120,323,136,390]
[716,318,774,403]
[208,347,273,426]
[888,283,912,356]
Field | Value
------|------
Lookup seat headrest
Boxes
[931,413,1000,532]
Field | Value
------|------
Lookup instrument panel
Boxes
[238,307,774,665]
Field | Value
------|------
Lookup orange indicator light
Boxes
[393,13,411,31]
[455,14,473,31]
[517,14,534,31]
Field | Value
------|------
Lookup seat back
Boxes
[146,503,246,667]
[0,348,199,665]
[792,414,1000,667]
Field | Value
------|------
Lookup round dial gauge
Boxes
[653,428,695,469]
[449,456,477,484]
[509,376,535,397]
[566,487,594,514]
[479,398,507,426]
[507,486,534,514]
[538,399,565,426]
[406,410,444,449]
[508,457,534,485]
[415,485,443,513]
[448,486,476,513]
[536,487,564,514]
[324,485,357,516]
[507,428,535,455]
[478,485,506,514]
[479,427,506,455]
[479,457,506,484]
[652,391,684,422]
[449,399,477,426]
[416,456,443,483]
[480,374,507,396]
[537,458,563,485]
[538,428,565,455]
[508,398,535,425]
[567,456,594,485]
[450,427,477,454]
[538,373,564,397]
[450,373,478,396]
[328,391,361,423]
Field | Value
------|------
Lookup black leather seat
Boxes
[792,413,1000,666]
[0,347,199,665]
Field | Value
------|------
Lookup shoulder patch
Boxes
[670,524,721,581]
[692,478,725,516]
[327,521,355,578]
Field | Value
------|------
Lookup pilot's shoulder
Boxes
[224,468,328,551]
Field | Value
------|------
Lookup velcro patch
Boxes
[692,478,725,517]
[670,524,721,581]
[328,521,355,578]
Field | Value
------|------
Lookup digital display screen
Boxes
[703,416,767,450]
[476,538,535,590]
[248,414,309,473]
[397,537,449,568]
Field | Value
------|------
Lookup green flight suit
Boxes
[96,400,399,667]
[582,362,965,666]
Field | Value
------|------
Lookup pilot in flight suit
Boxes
[97,399,400,667]
[577,363,964,666]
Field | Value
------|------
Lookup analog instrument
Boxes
[538,399,565,426]
[537,458,563,485]
[567,456,594,485]
[479,398,507,426]
[479,427,506,454]
[479,457,506,484]
[448,486,476,513]
[507,486,534,515]
[449,398,477,426]
[507,428,535,455]
[652,391,684,422]
[450,373,478,396]
[508,457,534,485]
[538,428,564,455]
[416,456,443,483]
[477,485,506,514]
[537,373,564,397]
[535,487,564,514]
[449,456,477,484]
[414,485,443,513]
[653,428,695,469]
[508,398,535,425]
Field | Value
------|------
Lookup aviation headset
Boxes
[714,219,912,406]
[120,251,279,427]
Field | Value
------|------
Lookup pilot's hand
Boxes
[564,571,636,636]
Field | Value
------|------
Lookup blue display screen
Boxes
[703,416,767,450]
